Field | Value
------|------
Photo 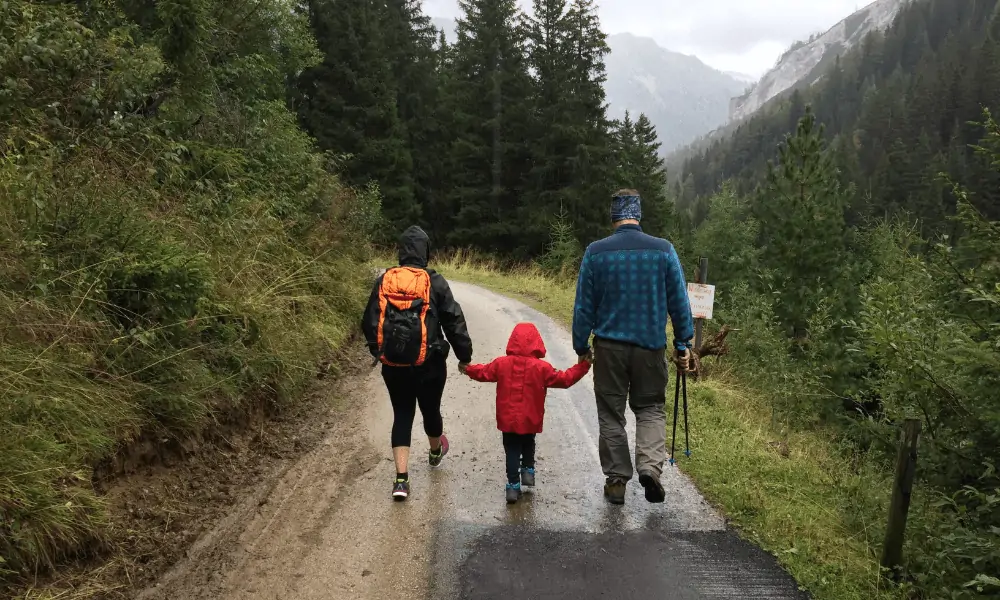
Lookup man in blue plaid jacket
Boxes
[572,189,694,506]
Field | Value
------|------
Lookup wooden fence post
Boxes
[694,257,709,352]
[880,418,921,577]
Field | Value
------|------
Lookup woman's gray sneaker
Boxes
[392,477,410,501]
[429,433,450,467]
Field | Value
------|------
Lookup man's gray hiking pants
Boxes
[593,338,668,482]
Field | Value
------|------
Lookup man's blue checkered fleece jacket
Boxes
[572,224,694,355]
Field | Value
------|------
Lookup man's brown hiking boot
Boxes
[638,472,666,503]
[603,478,626,505]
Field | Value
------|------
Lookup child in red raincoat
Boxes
[463,322,591,504]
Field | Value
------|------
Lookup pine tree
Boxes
[382,0,449,232]
[976,27,1000,116]
[691,184,760,290]
[829,133,862,219]
[520,0,613,252]
[421,31,459,241]
[561,0,614,243]
[898,129,939,224]
[295,0,417,234]
[520,0,574,255]
[676,172,698,220]
[538,206,583,277]
[610,111,637,182]
[753,107,852,339]
[787,89,807,132]
[913,147,948,236]
[611,113,672,240]
[445,0,535,252]
[970,28,1000,218]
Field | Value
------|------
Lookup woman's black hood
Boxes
[398,225,430,268]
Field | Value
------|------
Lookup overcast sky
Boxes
[422,0,873,78]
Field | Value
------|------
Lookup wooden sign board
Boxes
[687,283,715,320]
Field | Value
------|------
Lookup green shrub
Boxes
[685,112,1000,597]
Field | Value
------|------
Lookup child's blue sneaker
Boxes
[520,467,536,487]
[505,482,521,504]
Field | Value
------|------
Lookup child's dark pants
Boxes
[502,432,536,484]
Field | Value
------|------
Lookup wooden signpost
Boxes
[685,258,714,379]
[688,257,714,351]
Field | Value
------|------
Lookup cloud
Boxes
[422,0,870,77]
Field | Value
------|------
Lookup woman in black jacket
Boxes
[361,226,473,500]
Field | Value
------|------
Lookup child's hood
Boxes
[505,323,546,359]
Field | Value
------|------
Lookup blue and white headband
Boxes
[610,195,642,222]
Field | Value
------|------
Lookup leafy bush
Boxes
[851,198,1000,596]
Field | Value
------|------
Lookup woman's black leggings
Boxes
[502,432,536,484]
[382,362,446,448]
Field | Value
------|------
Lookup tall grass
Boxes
[0,166,372,580]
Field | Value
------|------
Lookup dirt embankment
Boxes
[14,340,373,600]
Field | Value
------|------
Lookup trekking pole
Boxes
[669,368,681,466]
[682,369,691,457]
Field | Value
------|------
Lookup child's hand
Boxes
[458,362,470,375]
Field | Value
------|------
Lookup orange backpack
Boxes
[376,267,433,366]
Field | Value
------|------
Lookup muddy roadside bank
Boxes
[14,339,373,600]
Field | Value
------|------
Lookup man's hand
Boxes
[673,348,691,372]
[458,362,470,375]
[578,348,594,365]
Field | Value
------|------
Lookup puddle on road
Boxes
[453,527,808,600]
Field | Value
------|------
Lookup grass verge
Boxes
[1,207,371,590]
[428,251,903,600]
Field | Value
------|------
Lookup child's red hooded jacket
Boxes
[465,323,590,434]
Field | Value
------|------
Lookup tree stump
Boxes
[686,325,735,378]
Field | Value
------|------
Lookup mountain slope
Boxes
[725,71,757,85]
[680,0,1000,223]
[730,0,907,121]
[605,33,748,153]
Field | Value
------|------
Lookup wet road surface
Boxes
[143,281,806,600]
